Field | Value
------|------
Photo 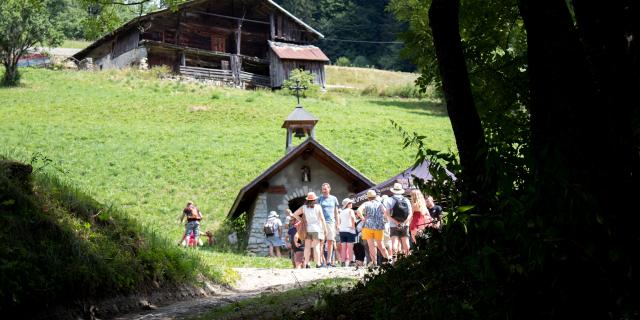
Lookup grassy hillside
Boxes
[0,68,453,245]
[0,160,219,316]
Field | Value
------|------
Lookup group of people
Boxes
[264,182,442,268]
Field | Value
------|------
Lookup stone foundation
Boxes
[246,193,270,255]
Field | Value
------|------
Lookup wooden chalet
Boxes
[73,0,330,88]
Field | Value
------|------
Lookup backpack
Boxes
[391,195,410,221]
[263,221,275,236]
[185,206,201,220]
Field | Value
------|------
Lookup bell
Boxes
[294,128,306,138]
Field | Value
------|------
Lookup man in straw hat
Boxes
[383,183,413,256]
[356,189,391,266]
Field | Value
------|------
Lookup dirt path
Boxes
[111,267,364,320]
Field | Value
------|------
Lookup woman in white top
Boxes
[337,198,357,267]
[293,192,327,268]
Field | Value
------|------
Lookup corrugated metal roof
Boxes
[269,41,330,62]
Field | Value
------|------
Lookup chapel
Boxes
[227,102,374,255]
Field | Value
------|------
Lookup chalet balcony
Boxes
[141,40,271,88]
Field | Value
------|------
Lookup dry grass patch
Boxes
[326,65,419,89]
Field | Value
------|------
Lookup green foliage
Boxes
[335,56,351,67]
[306,1,640,318]
[282,69,320,98]
[0,0,63,86]
[389,0,530,202]
[0,158,217,316]
[353,55,371,68]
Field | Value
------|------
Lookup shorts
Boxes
[339,232,356,243]
[361,228,384,241]
[390,225,410,238]
[184,221,200,239]
[325,222,337,241]
[306,232,324,241]
[265,235,285,247]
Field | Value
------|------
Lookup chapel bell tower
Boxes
[282,104,318,153]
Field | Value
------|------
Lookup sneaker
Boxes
[316,264,323,268]
[305,264,310,269]
[341,262,346,267]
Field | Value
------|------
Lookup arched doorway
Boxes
[288,196,306,212]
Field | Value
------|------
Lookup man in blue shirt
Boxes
[318,182,340,267]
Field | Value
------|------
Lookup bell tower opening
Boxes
[282,105,319,153]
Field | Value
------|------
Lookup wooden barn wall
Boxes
[140,0,273,59]
[273,13,313,43]
[269,51,285,87]
[113,29,139,58]
[147,47,179,71]
[269,53,326,88]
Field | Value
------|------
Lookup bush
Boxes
[281,69,320,99]
[353,55,371,68]
[335,56,351,67]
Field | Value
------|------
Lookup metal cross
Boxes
[289,80,308,105]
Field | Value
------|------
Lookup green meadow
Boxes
[0,68,454,250]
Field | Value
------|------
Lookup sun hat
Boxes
[366,189,377,198]
[390,182,405,195]
[342,198,354,208]
[268,211,279,218]
[306,192,318,201]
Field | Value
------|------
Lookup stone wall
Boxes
[246,193,270,255]
[94,47,148,70]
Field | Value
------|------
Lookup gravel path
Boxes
[111,267,364,320]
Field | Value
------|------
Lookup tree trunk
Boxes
[428,0,489,201]
[519,0,640,316]
[2,61,20,86]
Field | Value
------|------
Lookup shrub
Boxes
[353,55,371,68]
[282,69,320,99]
[335,56,351,67]
[360,85,379,96]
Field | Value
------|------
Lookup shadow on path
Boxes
[111,268,365,320]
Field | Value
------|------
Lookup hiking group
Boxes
[265,182,442,268]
